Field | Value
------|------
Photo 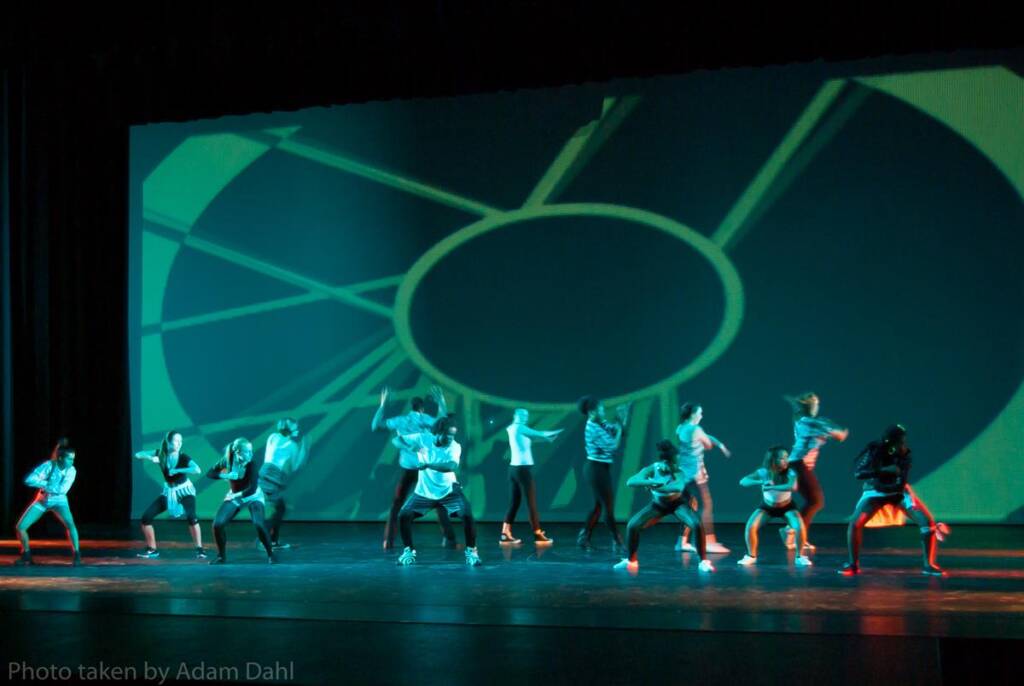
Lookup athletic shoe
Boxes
[195,548,208,559]
[922,565,947,577]
[464,547,482,566]
[736,555,757,566]
[533,530,553,545]
[441,537,458,549]
[397,547,417,566]
[136,548,160,559]
[209,557,227,565]
[272,542,291,550]
[382,539,395,551]
[72,553,83,567]
[675,538,697,553]
[576,529,593,551]
[936,522,951,543]
[499,533,522,545]
[698,559,715,573]
[613,558,638,571]
[780,527,796,550]
[795,555,813,567]
[13,552,33,566]
[267,554,278,565]
[706,541,730,554]
[837,563,860,576]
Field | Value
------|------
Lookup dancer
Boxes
[14,438,81,566]
[206,438,275,565]
[393,414,481,566]
[134,430,205,559]
[372,385,456,550]
[614,441,714,573]
[839,424,946,576]
[500,408,562,545]
[257,418,310,550]
[674,403,731,554]
[736,446,813,567]
[576,396,631,555]
[781,392,848,551]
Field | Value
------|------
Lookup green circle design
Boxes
[393,203,745,412]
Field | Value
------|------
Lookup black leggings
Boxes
[212,499,273,558]
[628,499,704,562]
[266,495,286,544]
[792,461,824,529]
[384,468,455,546]
[583,460,622,544]
[141,494,198,526]
[679,480,715,538]
[504,466,540,531]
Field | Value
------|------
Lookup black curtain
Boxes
[1,3,1019,529]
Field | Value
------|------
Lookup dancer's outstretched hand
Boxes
[379,387,390,406]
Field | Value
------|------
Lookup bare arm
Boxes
[520,426,562,442]
[371,387,390,431]
[739,469,766,488]
[430,385,447,419]
[292,435,311,471]
[626,465,665,488]
[170,459,201,477]
[134,450,160,464]
[762,470,798,492]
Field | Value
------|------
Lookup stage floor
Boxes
[1,522,1021,684]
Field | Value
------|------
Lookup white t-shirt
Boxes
[507,423,533,466]
[408,434,462,500]
[386,412,438,469]
[675,423,709,484]
[264,433,302,471]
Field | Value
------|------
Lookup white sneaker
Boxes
[397,547,417,566]
[706,541,730,554]
[613,558,638,571]
[796,555,813,567]
[780,527,796,550]
[464,547,482,566]
[737,554,757,566]
[698,559,715,573]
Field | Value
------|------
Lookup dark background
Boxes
[3,2,1022,528]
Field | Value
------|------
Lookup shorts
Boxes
[759,501,797,519]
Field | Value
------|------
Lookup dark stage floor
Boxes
[1,522,1021,684]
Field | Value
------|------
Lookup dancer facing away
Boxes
[576,395,632,555]
[257,417,310,550]
[134,430,205,559]
[393,414,481,566]
[674,403,731,554]
[736,446,813,567]
[500,408,562,545]
[614,440,715,573]
[781,392,848,551]
[14,438,81,566]
[206,438,276,565]
[839,424,947,577]
[372,385,457,550]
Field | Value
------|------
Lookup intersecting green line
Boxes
[712,79,847,250]
[271,135,503,217]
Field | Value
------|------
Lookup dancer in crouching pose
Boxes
[134,430,205,559]
[258,418,310,550]
[736,446,813,567]
[839,424,947,576]
[614,440,714,573]
[14,438,81,566]
[372,385,456,550]
[394,415,481,567]
[206,438,276,565]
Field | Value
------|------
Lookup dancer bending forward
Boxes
[206,438,276,565]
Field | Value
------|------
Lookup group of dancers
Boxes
[11,389,947,576]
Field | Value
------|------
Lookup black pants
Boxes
[140,493,198,526]
[583,460,622,544]
[628,497,704,562]
[792,461,824,529]
[398,486,476,549]
[259,467,288,544]
[678,480,715,538]
[504,465,540,531]
[212,499,273,558]
[384,468,456,546]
